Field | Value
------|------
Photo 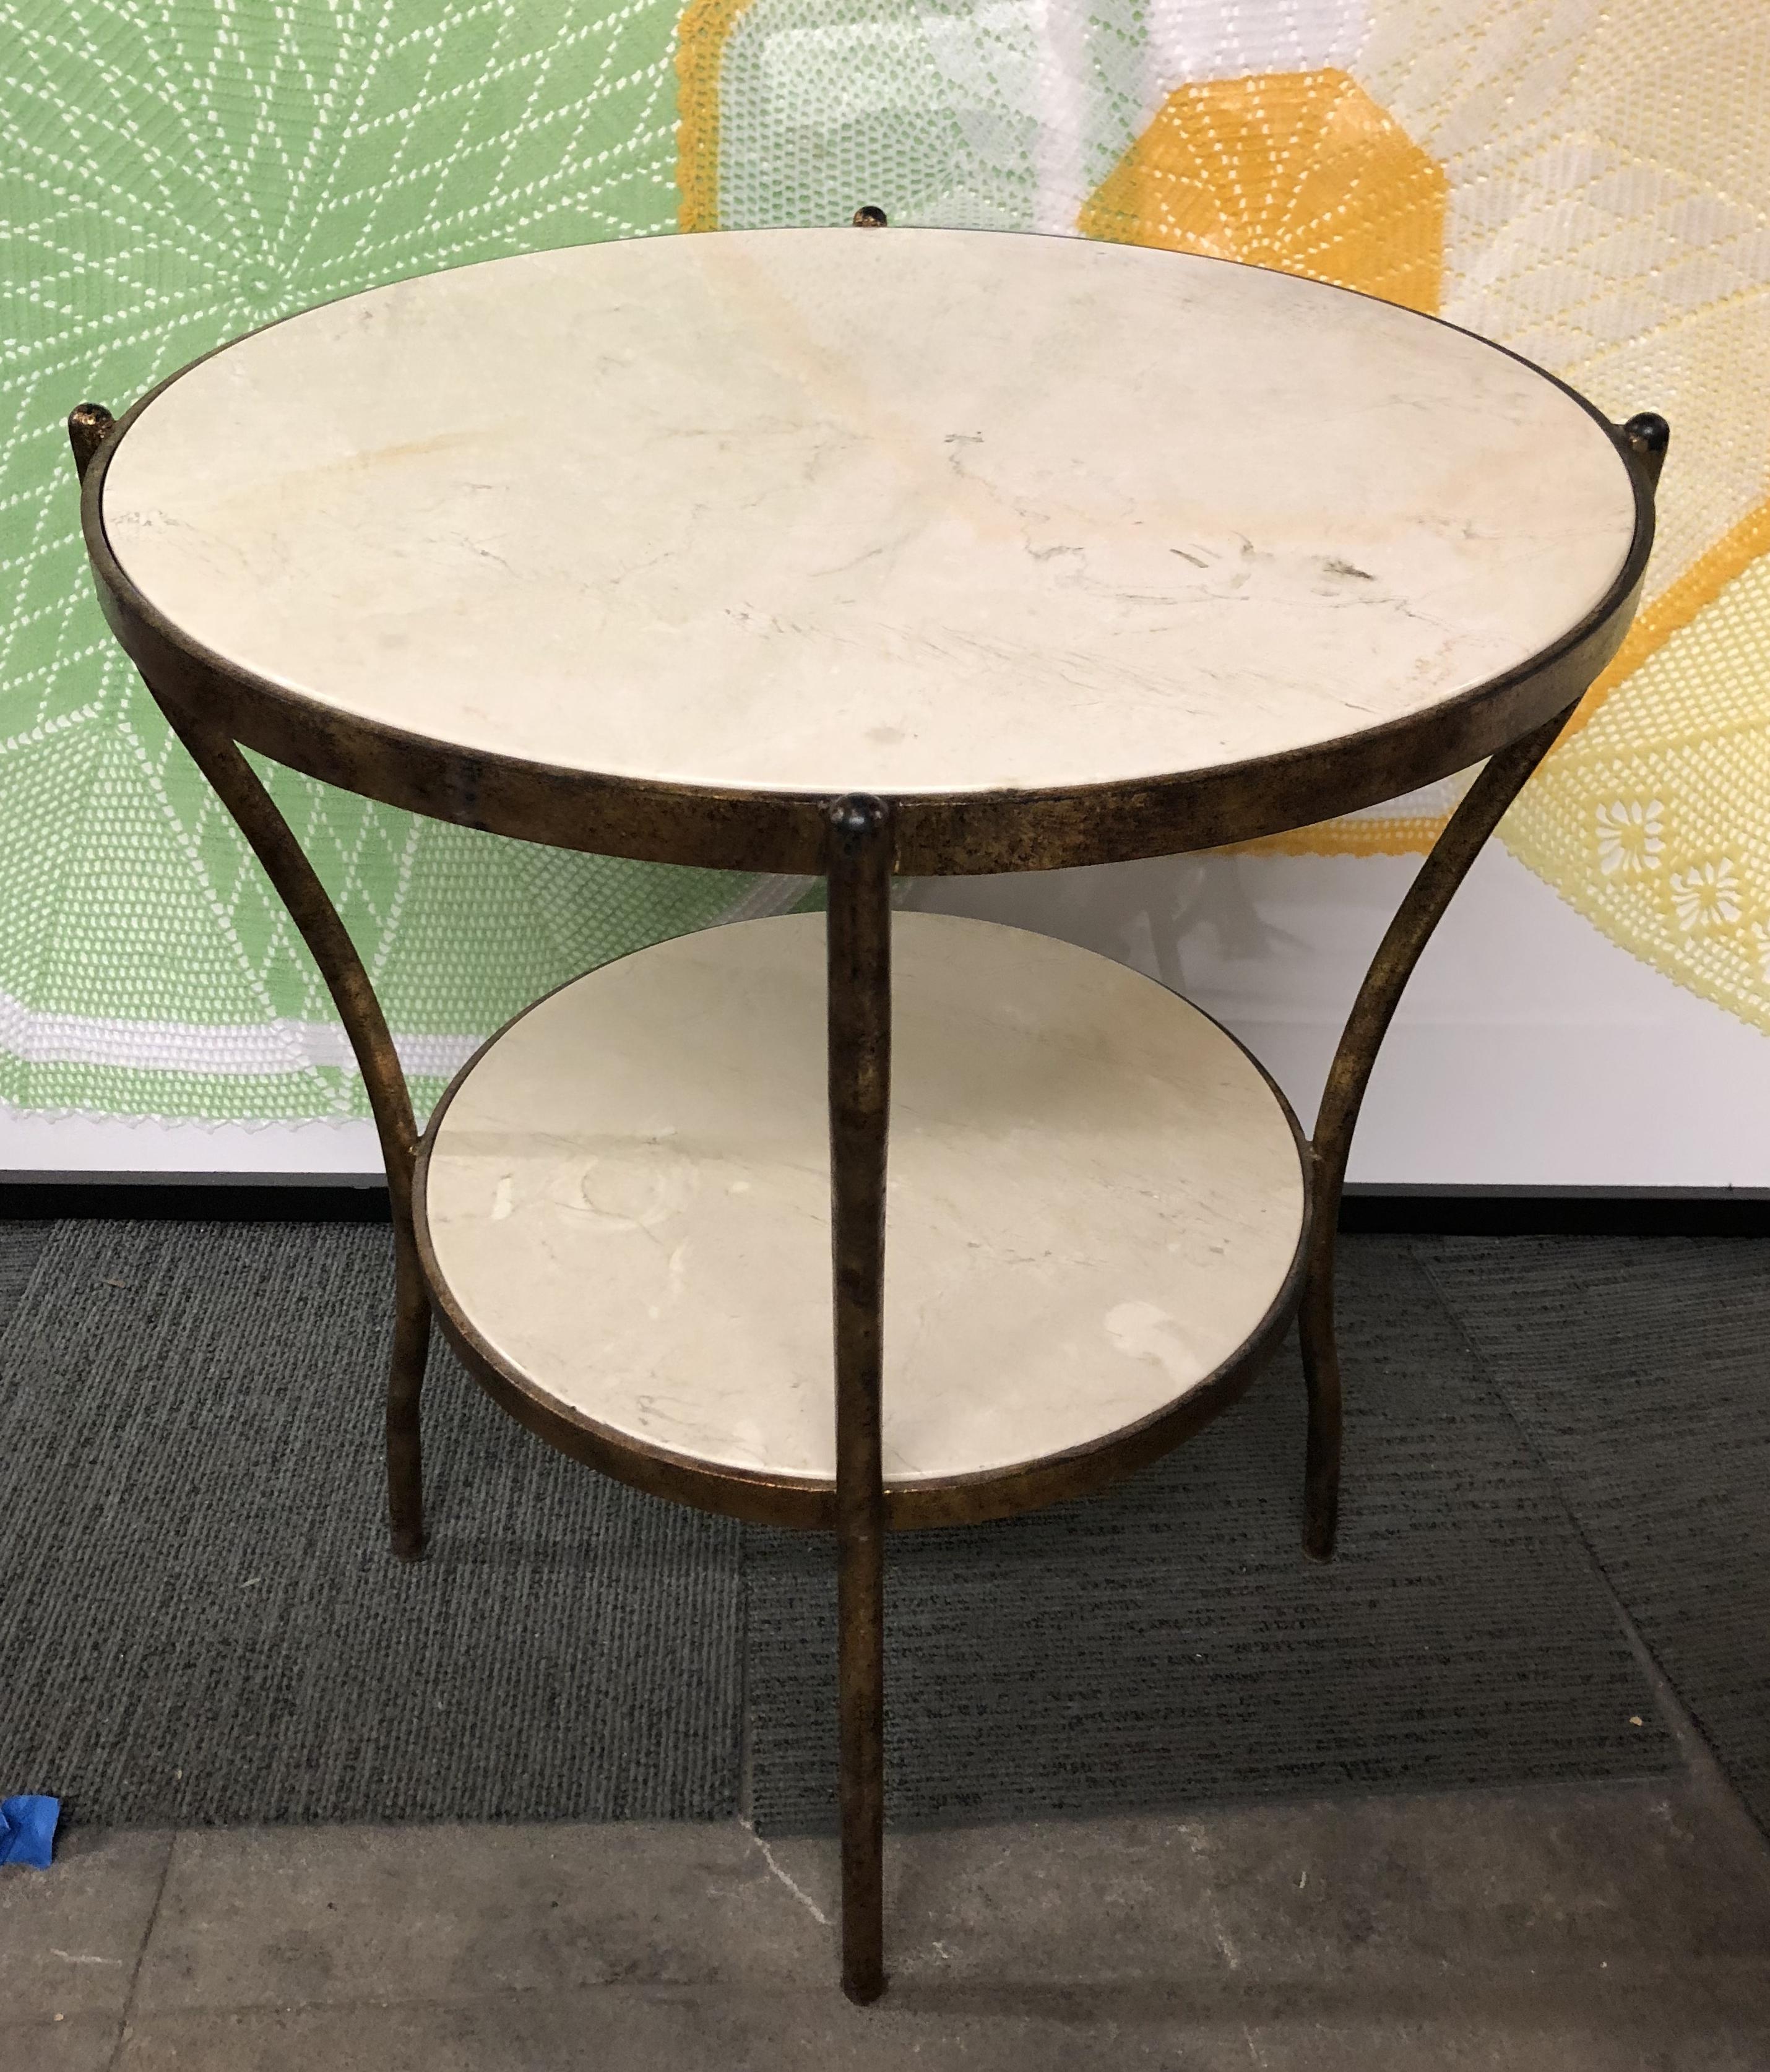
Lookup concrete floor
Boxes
[7,1766,1770,2066]
[7,1634,1769,2071]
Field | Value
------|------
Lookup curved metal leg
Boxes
[826,793,892,2005]
[1300,702,1576,1561]
[69,401,433,1560]
[1301,412,1670,1560]
[170,719,433,1560]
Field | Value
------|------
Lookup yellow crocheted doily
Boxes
[676,0,1770,1031]
[1077,69,1444,316]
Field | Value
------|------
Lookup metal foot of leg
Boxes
[386,1225,432,1563]
[1299,1261,1341,1563]
[839,1517,886,2004]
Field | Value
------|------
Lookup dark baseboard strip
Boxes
[0,1175,1766,1236]
[1340,1185,1770,1238]
[0,1175,392,1222]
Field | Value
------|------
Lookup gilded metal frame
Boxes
[69,286,1666,2001]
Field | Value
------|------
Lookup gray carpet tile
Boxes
[0,1220,741,1827]
[743,1237,1677,1834]
[0,1220,52,1332]
[1416,1234,1770,1834]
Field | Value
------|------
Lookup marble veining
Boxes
[419,912,1306,1483]
[102,230,1636,799]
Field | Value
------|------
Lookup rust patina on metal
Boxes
[827,792,892,2004]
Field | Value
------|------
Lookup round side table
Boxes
[71,223,1662,2004]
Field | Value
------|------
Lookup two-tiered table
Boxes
[72,223,1660,2002]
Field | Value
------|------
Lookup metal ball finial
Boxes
[1621,412,1671,488]
[67,402,116,483]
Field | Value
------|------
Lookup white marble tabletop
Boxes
[103,228,1636,800]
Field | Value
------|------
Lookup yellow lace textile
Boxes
[679,0,1770,1030]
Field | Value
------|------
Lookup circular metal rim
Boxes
[80,229,1656,879]
[410,912,1316,1532]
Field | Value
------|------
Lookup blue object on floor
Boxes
[0,1795,59,1868]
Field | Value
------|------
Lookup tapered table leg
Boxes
[74,382,434,1566]
[826,793,893,2005]
[1302,417,1669,1560]
[1302,410,1670,1560]
[1300,705,1574,1557]
[169,720,434,1558]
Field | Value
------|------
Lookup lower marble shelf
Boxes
[415,912,1308,1508]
